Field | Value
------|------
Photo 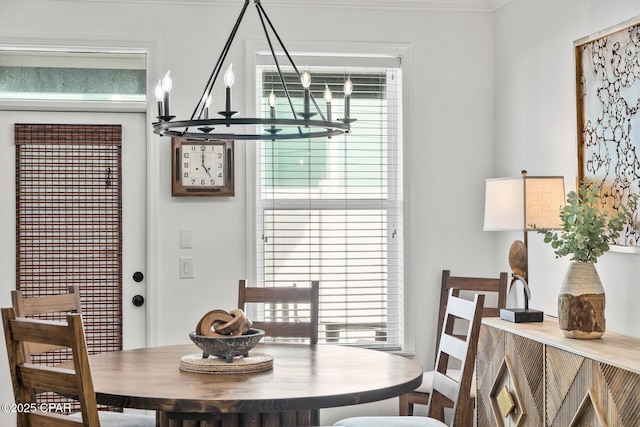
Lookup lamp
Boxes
[152,0,354,141]
[483,171,565,323]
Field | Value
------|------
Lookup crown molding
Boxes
[45,0,512,12]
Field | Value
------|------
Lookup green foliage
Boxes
[535,182,638,263]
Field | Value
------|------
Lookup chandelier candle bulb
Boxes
[301,70,311,118]
[268,90,276,119]
[154,79,164,117]
[324,84,333,122]
[161,70,172,117]
[224,64,235,114]
[204,95,212,119]
[344,77,353,120]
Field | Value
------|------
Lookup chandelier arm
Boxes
[189,0,251,122]
[255,0,326,121]
[254,2,297,120]
[255,1,299,77]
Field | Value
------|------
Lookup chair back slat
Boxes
[438,333,467,362]
[248,321,314,339]
[241,287,314,303]
[9,317,73,347]
[20,365,78,396]
[238,280,320,344]
[2,307,100,426]
[12,286,83,360]
[12,287,82,317]
[431,371,458,403]
[444,293,474,319]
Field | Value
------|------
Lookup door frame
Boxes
[0,34,161,347]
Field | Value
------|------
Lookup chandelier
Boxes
[152,0,355,141]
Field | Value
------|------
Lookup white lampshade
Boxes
[484,175,565,231]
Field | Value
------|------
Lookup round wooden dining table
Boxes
[84,343,423,427]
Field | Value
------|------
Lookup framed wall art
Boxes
[575,15,640,250]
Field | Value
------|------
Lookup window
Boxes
[255,54,403,349]
[0,49,146,102]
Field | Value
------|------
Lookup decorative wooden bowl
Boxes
[189,328,265,363]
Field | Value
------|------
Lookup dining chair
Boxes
[2,307,155,427]
[237,279,320,344]
[399,270,508,419]
[241,279,321,425]
[334,291,485,427]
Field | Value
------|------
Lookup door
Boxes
[1,110,147,350]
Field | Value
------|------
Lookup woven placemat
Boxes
[179,352,274,374]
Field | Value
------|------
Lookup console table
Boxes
[477,316,640,427]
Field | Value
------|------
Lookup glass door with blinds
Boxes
[255,59,404,349]
[10,112,148,352]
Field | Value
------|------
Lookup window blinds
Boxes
[15,124,123,355]
[15,123,123,409]
[256,65,403,348]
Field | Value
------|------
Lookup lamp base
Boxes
[500,308,543,323]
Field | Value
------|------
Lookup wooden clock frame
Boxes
[171,137,235,197]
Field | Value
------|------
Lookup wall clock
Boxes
[171,137,234,197]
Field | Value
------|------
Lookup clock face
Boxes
[171,138,235,197]
[181,144,225,187]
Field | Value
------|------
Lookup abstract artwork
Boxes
[575,15,640,248]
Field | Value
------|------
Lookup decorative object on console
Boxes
[484,171,565,323]
[535,182,638,338]
[152,0,354,142]
[575,15,640,251]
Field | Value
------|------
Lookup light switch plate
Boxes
[180,229,193,249]
[180,256,194,279]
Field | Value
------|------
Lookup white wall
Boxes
[493,0,640,338]
[0,0,498,423]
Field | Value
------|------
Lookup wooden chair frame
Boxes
[399,270,508,418]
[2,307,100,426]
[238,279,320,344]
[427,291,485,427]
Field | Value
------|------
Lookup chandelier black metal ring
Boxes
[152,0,355,141]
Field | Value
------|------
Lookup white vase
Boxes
[557,261,606,339]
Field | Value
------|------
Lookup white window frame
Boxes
[0,42,150,113]
[246,41,413,350]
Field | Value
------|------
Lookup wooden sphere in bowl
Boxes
[189,329,265,363]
